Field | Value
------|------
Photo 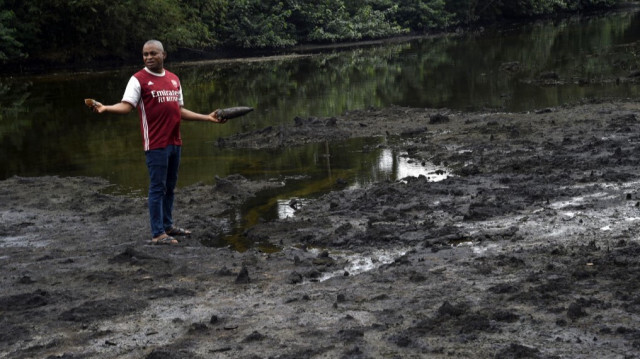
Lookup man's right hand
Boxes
[93,102,106,113]
[89,101,134,115]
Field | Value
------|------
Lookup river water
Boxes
[2,9,640,247]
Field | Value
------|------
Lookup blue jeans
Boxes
[145,145,181,238]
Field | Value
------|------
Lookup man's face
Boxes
[142,44,165,73]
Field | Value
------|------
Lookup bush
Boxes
[0,0,624,67]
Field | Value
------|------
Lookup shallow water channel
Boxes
[2,9,640,247]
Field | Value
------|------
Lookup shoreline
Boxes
[5,3,640,78]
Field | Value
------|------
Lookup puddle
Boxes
[0,234,46,248]
[313,248,408,282]
[216,140,453,250]
[276,198,311,219]
[549,192,609,210]
[453,240,500,256]
[276,148,451,219]
[379,149,450,183]
[471,243,500,255]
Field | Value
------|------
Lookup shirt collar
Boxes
[144,67,165,77]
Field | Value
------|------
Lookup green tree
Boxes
[288,0,405,43]
[220,0,296,48]
[2,0,219,64]
[0,2,23,61]
[178,0,228,49]
[392,0,453,30]
[349,3,407,39]
[0,0,626,68]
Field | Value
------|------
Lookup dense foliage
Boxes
[0,0,622,68]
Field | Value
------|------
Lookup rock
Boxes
[429,113,450,124]
[287,271,303,284]
[235,266,250,284]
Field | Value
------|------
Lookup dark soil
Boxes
[3,100,640,358]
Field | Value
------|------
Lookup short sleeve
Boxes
[121,76,141,108]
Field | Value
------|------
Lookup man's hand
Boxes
[210,110,228,123]
[85,98,104,113]
[180,107,227,123]
[86,100,133,115]
[93,102,107,113]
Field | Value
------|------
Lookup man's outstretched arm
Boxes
[180,107,227,123]
[94,101,134,114]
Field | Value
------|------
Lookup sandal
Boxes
[151,235,179,245]
[166,226,191,236]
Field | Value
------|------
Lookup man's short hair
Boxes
[144,40,164,52]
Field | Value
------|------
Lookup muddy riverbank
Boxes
[3,100,640,358]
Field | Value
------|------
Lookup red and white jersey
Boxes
[122,67,184,151]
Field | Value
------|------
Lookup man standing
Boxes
[92,39,226,245]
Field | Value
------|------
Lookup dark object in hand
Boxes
[215,106,254,120]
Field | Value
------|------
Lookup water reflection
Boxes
[276,147,451,219]
[3,10,640,188]
[316,247,409,282]
[2,10,640,249]
[277,198,309,219]
[376,149,449,183]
